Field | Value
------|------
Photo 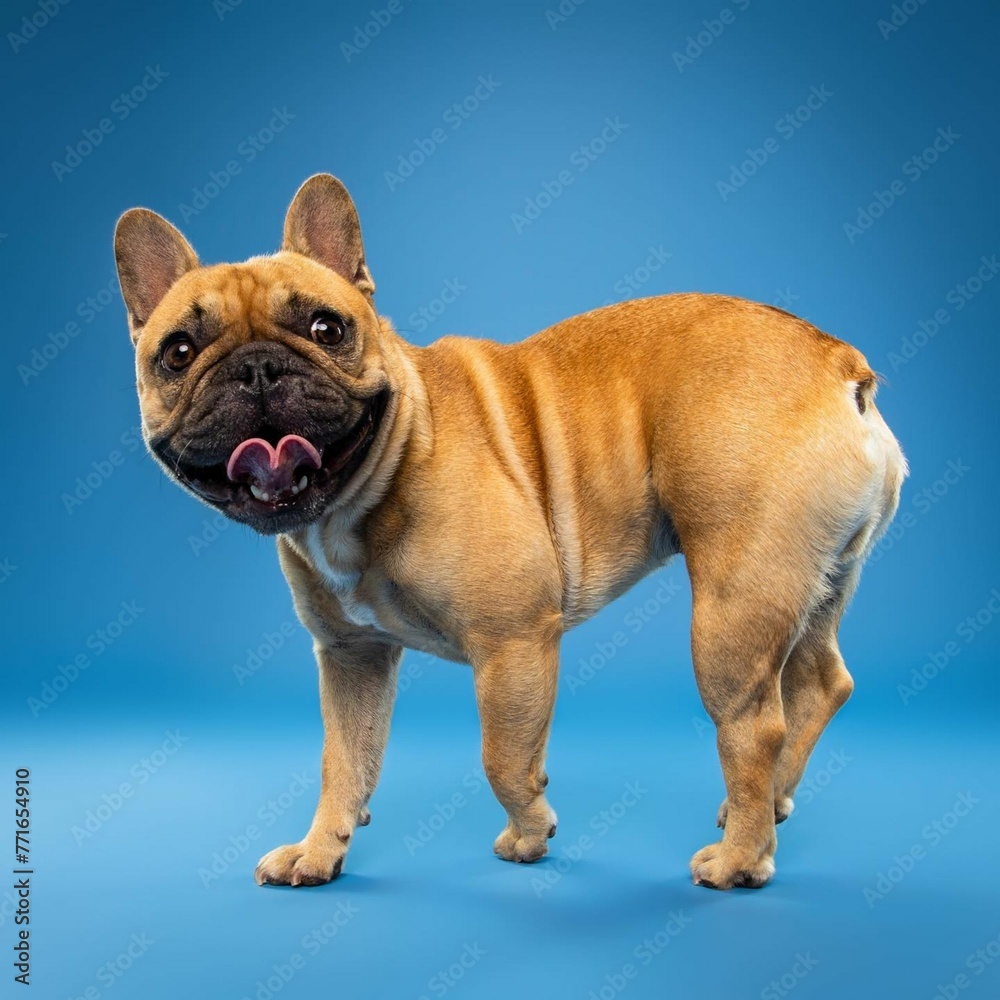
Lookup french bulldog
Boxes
[114,174,906,889]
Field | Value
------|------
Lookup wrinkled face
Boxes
[116,174,394,534]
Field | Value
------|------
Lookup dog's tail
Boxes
[841,352,908,564]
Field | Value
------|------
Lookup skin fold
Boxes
[115,174,906,890]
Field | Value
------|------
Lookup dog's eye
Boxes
[310,312,345,347]
[160,334,197,372]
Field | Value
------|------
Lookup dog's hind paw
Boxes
[493,825,550,863]
[493,807,557,864]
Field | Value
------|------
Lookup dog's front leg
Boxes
[474,637,560,863]
[255,641,400,886]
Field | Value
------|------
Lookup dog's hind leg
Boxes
[769,577,857,819]
[771,431,905,820]
[686,543,818,889]
[715,566,857,831]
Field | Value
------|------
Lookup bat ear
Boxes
[282,174,374,298]
[114,208,199,341]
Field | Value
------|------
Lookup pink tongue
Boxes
[226,435,322,496]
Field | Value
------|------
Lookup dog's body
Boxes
[115,175,905,890]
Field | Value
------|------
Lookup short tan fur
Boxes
[115,174,906,889]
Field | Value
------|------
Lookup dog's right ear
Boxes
[282,174,375,299]
[114,208,199,342]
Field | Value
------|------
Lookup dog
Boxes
[114,173,906,889]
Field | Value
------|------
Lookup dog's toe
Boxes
[774,796,794,824]
[690,841,774,890]
[254,842,345,887]
[493,825,549,863]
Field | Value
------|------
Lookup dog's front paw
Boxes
[690,841,775,890]
[254,841,345,887]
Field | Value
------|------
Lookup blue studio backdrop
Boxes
[2,1,999,998]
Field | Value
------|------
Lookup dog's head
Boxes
[115,175,397,535]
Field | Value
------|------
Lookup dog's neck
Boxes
[286,315,432,550]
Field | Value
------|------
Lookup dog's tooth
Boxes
[249,484,264,501]
[291,485,299,495]
[261,492,270,502]
[298,475,308,490]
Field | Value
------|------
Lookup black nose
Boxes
[232,349,287,393]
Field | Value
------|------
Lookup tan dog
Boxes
[114,174,906,890]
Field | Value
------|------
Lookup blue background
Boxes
[3,0,999,997]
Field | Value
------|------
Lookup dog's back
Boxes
[414,292,906,628]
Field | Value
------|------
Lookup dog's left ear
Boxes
[282,174,375,299]
[114,208,200,342]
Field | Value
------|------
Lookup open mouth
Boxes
[172,389,389,516]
